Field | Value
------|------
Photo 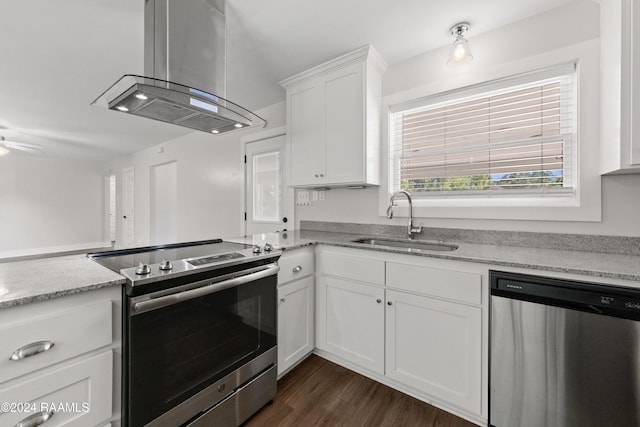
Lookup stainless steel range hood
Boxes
[92,0,265,134]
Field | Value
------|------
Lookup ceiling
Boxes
[1,0,576,160]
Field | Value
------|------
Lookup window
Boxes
[389,64,576,199]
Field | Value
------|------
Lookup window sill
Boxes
[380,194,600,222]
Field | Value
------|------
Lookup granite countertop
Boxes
[226,229,640,283]
[0,254,125,309]
[3,226,638,309]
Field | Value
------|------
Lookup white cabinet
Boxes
[277,247,315,377]
[0,351,113,427]
[600,0,640,174]
[315,246,488,425]
[385,289,482,414]
[0,286,121,427]
[316,275,385,374]
[280,45,386,187]
[278,276,314,376]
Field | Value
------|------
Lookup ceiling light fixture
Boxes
[116,105,129,112]
[234,123,243,128]
[211,129,220,134]
[447,22,473,66]
[134,93,149,100]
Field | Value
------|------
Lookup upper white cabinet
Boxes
[280,45,386,187]
[600,0,640,174]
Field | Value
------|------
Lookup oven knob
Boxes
[252,246,262,254]
[159,259,173,271]
[264,243,273,252]
[135,263,151,275]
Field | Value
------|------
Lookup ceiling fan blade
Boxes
[0,141,42,153]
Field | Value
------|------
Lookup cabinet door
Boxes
[0,351,112,427]
[277,276,314,376]
[324,62,365,184]
[385,289,482,414]
[316,275,384,374]
[288,81,325,185]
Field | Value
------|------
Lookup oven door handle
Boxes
[131,264,280,315]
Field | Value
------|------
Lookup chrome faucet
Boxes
[386,190,422,239]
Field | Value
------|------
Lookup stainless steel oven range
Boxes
[89,239,281,427]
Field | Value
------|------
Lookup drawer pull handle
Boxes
[10,341,55,361]
[14,410,55,427]
[292,265,303,273]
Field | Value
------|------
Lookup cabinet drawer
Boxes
[317,250,385,285]
[386,262,481,305]
[278,247,315,285]
[0,300,112,383]
[0,351,113,427]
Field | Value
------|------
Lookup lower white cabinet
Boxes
[278,276,314,376]
[0,351,113,427]
[0,286,121,427]
[385,289,482,414]
[316,275,385,374]
[315,246,487,424]
[277,247,315,377]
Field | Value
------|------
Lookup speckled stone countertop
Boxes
[0,254,125,309]
[226,229,640,283]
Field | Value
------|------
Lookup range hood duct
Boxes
[92,0,265,134]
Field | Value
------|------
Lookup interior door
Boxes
[150,161,177,244]
[122,167,135,248]
[245,135,292,234]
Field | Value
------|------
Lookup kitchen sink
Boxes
[350,237,459,252]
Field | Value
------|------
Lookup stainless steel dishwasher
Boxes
[490,270,640,427]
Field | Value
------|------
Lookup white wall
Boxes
[296,1,640,237]
[105,101,286,247]
[0,153,107,257]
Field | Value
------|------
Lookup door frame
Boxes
[241,126,294,235]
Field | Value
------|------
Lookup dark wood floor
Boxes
[244,355,477,427]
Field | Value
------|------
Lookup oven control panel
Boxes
[188,252,245,266]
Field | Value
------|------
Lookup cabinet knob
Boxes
[376,298,382,304]
[280,298,286,303]
[320,173,324,177]
[293,265,303,273]
[387,301,393,306]
[315,174,319,178]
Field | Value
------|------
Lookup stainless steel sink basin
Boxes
[350,238,459,252]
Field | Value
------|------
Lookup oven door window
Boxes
[127,275,276,426]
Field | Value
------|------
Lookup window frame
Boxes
[378,40,601,222]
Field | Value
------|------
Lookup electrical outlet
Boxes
[312,191,319,201]
[296,191,310,206]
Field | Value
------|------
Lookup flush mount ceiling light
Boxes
[447,22,473,65]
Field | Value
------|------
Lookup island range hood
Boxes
[92,0,265,134]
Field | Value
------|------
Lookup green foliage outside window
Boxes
[401,171,563,193]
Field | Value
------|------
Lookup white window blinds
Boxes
[389,64,576,196]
